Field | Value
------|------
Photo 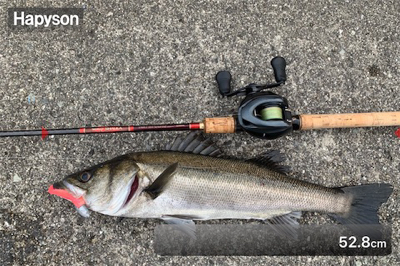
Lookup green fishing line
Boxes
[260,107,283,120]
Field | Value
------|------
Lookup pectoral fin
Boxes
[144,163,178,199]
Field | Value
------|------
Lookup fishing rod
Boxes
[1,57,399,140]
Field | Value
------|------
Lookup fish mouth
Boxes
[123,175,139,207]
[52,181,66,190]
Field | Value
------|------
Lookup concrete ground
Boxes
[1,0,399,265]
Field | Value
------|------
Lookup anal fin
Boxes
[265,211,301,239]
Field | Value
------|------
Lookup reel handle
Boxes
[299,112,400,130]
[216,71,232,96]
[271,56,287,83]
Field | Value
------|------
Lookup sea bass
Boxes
[49,134,392,231]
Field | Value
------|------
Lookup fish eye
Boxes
[80,172,92,182]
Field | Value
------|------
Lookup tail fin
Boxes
[330,183,393,238]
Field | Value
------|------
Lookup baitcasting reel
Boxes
[216,57,299,139]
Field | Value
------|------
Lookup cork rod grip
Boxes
[203,117,236,133]
[299,112,400,130]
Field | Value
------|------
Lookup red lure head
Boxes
[48,184,86,208]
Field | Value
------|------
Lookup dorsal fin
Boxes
[165,132,221,156]
[247,150,290,174]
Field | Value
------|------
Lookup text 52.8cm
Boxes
[339,236,387,249]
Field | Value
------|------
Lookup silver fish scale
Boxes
[124,152,351,220]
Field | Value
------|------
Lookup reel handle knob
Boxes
[216,71,232,96]
[271,56,287,83]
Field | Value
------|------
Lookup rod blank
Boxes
[0,123,203,138]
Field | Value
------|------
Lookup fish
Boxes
[48,133,393,236]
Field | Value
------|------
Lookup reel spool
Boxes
[260,106,283,120]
